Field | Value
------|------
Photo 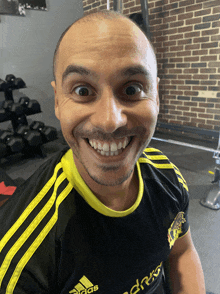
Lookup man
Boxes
[0,10,206,294]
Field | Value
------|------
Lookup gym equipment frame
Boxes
[200,132,220,210]
[0,74,57,159]
[112,0,151,40]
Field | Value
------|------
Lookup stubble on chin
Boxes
[85,164,135,187]
[70,126,154,187]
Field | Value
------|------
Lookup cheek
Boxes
[136,100,159,126]
[57,99,93,146]
[57,100,82,135]
[58,97,78,122]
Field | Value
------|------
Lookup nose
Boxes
[90,89,127,134]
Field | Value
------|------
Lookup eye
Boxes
[74,85,93,96]
[122,84,148,100]
[124,84,142,96]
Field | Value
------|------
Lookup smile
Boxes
[87,137,132,157]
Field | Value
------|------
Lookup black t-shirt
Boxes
[0,147,189,294]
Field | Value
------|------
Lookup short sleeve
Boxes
[166,162,190,248]
[178,186,190,238]
[173,163,190,239]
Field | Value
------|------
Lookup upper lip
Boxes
[88,137,130,151]
[86,136,133,144]
[84,134,135,141]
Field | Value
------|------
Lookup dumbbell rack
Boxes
[0,75,57,159]
[200,131,220,210]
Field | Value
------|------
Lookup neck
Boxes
[90,169,139,211]
[75,163,139,211]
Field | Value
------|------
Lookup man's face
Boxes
[52,18,159,187]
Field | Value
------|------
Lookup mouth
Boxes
[85,136,134,157]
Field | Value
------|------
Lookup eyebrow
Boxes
[121,65,151,79]
[62,64,151,85]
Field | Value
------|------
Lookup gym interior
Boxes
[0,1,219,293]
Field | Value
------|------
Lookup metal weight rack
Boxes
[200,132,220,210]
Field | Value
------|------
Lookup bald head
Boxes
[52,10,156,81]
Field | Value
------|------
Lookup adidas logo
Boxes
[69,276,99,294]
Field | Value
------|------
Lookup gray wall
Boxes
[0,0,84,131]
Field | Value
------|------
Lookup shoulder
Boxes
[138,147,189,210]
[0,147,71,236]
[139,147,188,191]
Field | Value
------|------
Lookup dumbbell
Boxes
[0,109,11,122]
[0,142,7,158]
[0,130,25,153]
[5,74,16,85]
[5,75,26,90]
[2,101,24,116]
[0,79,8,91]
[16,114,28,126]
[16,125,43,147]
[19,97,41,115]
[14,78,26,89]
[30,121,57,143]
[2,100,13,110]
[30,121,45,131]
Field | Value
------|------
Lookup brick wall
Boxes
[82,0,220,131]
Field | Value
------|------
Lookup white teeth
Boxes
[89,140,94,147]
[103,143,109,152]
[88,137,131,156]
[97,142,102,150]
[123,138,128,149]
[101,150,120,156]
[101,150,110,156]
[114,150,119,156]
[118,142,122,149]
[110,142,118,152]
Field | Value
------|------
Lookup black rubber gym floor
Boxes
[150,130,218,202]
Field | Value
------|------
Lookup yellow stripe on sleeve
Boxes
[172,166,186,181]
[0,162,62,253]
[171,163,188,191]
[0,171,67,288]
[144,148,163,153]
[176,177,188,192]
[139,155,189,192]
[6,183,73,294]
[138,158,174,169]
[146,155,169,161]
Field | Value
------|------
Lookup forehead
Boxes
[57,18,156,80]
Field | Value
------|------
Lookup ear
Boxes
[51,81,60,120]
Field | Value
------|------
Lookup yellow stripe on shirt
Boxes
[0,162,62,254]
[144,148,163,154]
[140,151,189,192]
[6,183,73,294]
[146,155,170,161]
[138,157,174,169]
[0,166,68,289]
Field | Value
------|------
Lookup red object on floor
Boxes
[0,181,16,196]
